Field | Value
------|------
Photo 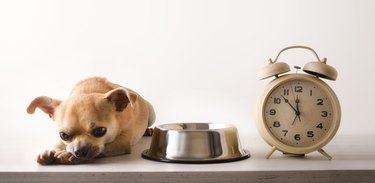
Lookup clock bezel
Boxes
[256,74,341,155]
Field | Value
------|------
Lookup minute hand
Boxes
[281,95,297,112]
[295,95,301,122]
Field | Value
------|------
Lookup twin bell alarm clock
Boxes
[256,46,341,160]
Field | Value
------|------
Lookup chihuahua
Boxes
[27,77,155,165]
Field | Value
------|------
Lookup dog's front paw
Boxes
[37,150,56,165]
[54,151,82,164]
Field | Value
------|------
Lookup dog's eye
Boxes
[91,127,107,138]
[59,132,73,141]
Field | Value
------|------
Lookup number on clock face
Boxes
[264,79,333,147]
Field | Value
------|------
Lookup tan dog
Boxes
[27,77,155,165]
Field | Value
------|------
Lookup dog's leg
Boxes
[142,101,155,137]
[143,128,154,136]
[101,134,132,157]
[146,100,156,127]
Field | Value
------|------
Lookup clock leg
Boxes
[266,146,277,159]
[318,148,332,160]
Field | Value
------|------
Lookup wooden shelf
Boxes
[1,132,374,183]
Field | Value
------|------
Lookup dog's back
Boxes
[70,77,120,96]
[71,76,155,124]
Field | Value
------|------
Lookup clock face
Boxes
[263,77,334,148]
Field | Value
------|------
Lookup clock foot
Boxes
[318,148,332,160]
[266,146,277,159]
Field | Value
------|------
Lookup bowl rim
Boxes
[141,149,250,164]
[156,122,236,132]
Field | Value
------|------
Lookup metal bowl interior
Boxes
[142,123,250,163]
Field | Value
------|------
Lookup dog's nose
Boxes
[74,146,89,158]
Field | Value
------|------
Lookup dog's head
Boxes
[27,88,137,160]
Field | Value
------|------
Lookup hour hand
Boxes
[281,95,297,112]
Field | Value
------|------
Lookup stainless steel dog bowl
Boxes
[142,123,250,163]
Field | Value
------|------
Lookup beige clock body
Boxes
[256,74,341,159]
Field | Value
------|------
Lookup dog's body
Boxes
[27,77,155,165]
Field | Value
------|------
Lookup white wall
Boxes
[0,0,374,145]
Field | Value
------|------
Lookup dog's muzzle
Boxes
[73,144,99,159]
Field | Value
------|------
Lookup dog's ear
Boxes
[27,96,62,118]
[105,88,137,112]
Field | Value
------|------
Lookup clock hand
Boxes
[281,95,298,112]
[295,95,301,122]
[292,114,298,125]
[282,94,300,125]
